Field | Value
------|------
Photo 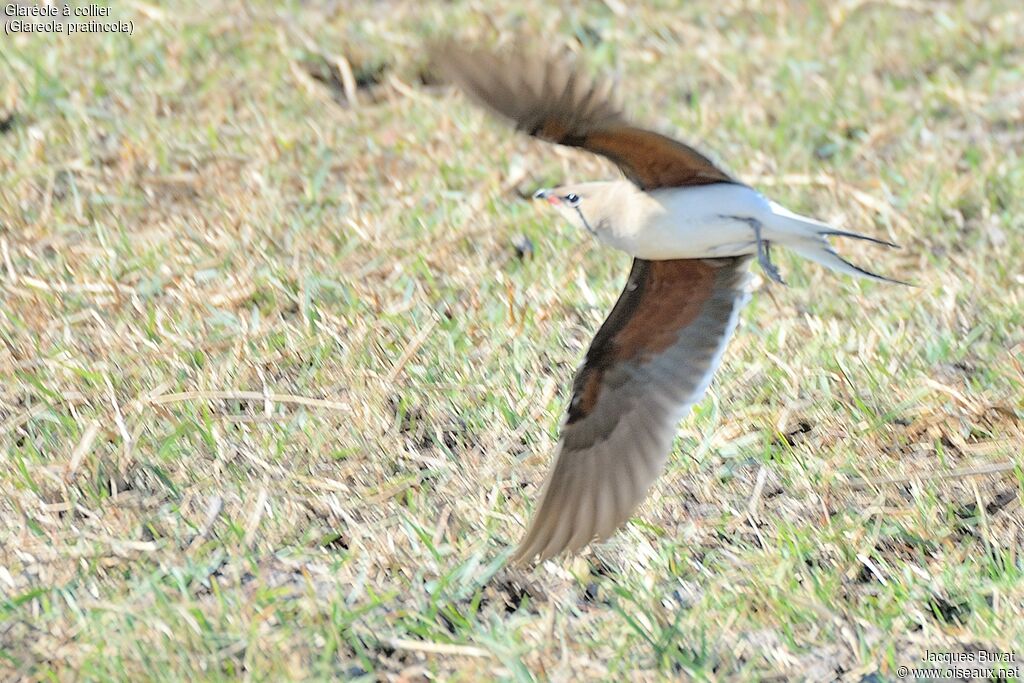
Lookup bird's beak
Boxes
[533,188,558,204]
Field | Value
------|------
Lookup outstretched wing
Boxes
[512,256,753,564]
[431,41,735,191]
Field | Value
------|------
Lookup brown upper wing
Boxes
[511,256,753,564]
[431,41,735,190]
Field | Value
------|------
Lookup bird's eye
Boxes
[565,193,580,205]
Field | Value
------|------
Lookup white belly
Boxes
[601,183,775,260]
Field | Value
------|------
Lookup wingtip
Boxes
[508,541,544,568]
[508,519,582,567]
[507,517,549,567]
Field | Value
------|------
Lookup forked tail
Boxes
[764,201,906,284]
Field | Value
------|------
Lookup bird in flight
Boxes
[432,40,902,564]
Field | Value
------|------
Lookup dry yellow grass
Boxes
[1,1,1023,680]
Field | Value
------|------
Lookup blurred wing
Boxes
[432,41,735,190]
[512,256,753,564]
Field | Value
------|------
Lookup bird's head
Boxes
[533,183,604,236]
[533,185,590,208]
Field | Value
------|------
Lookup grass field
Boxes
[2,1,1023,680]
